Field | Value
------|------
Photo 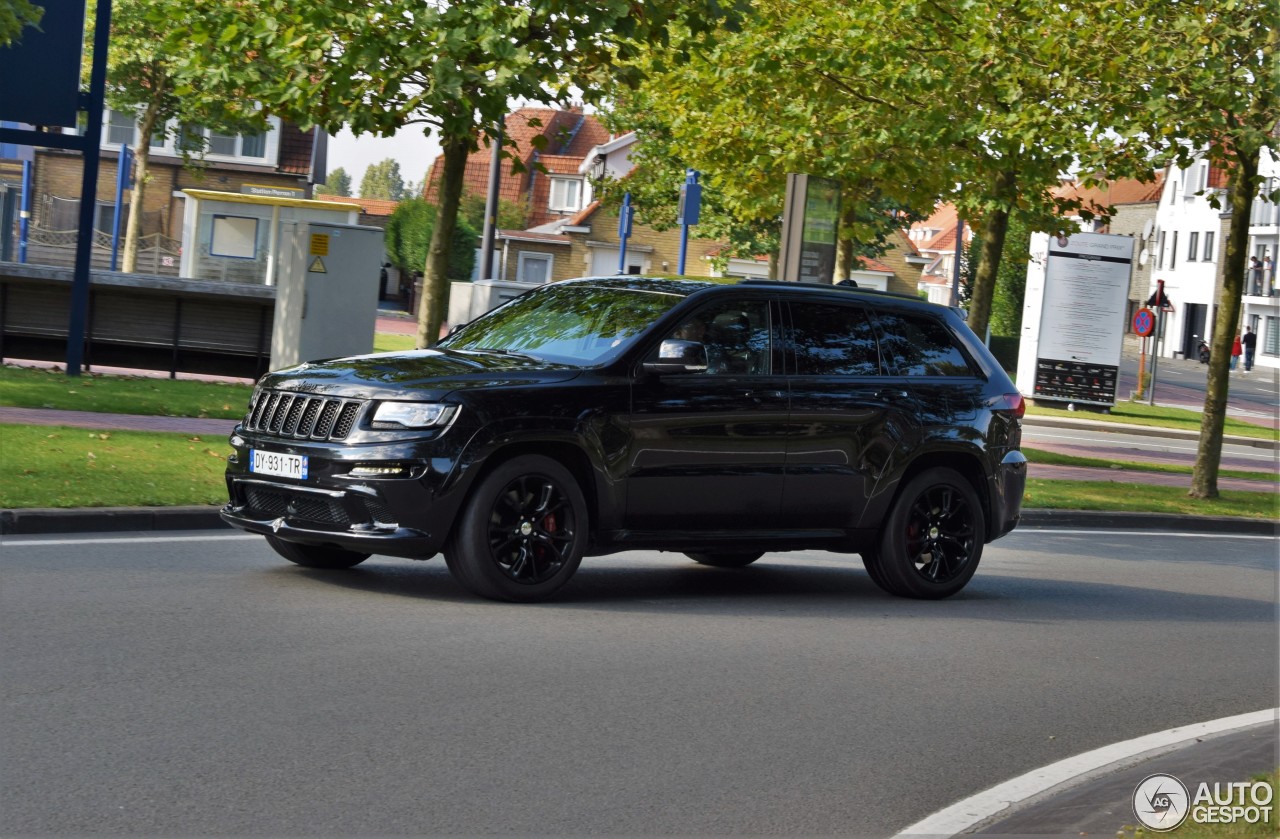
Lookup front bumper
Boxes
[222,431,465,559]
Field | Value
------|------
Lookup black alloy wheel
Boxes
[685,551,765,568]
[446,455,586,602]
[870,467,984,599]
[266,535,370,569]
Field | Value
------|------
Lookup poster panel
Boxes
[1031,232,1135,406]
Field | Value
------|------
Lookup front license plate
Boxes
[250,449,308,480]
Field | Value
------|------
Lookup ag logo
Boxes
[1133,773,1190,831]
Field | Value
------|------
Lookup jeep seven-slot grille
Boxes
[245,391,364,441]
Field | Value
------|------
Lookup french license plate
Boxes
[250,449,308,480]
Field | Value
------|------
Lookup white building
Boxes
[1147,155,1228,361]
[1242,149,1278,369]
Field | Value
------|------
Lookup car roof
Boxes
[555,275,955,316]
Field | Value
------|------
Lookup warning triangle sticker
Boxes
[309,257,327,273]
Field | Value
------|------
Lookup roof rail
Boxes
[737,278,924,302]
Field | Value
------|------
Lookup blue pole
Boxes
[617,191,632,274]
[677,169,700,276]
[110,144,130,271]
[18,159,31,263]
[65,0,113,376]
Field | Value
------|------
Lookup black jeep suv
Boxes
[222,277,1026,601]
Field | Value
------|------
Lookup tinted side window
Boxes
[789,303,881,376]
[653,299,772,375]
[875,312,974,376]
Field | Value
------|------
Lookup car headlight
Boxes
[370,402,457,430]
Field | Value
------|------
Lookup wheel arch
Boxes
[462,440,599,534]
[895,449,995,541]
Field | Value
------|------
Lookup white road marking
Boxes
[1,533,262,547]
[893,708,1279,837]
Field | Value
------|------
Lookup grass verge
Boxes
[1023,479,1278,519]
[373,332,417,353]
[4,422,1278,515]
[1023,447,1279,483]
[1028,401,1276,441]
[0,425,230,508]
[1,364,253,419]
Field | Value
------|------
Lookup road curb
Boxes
[3,505,1275,536]
[1,505,230,535]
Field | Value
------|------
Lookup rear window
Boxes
[788,302,881,376]
[875,312,974,376]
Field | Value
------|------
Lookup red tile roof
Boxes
[315,193,399,216]
[424,107,611,229]
[277,123,316,176]
[1053,173,1165,214]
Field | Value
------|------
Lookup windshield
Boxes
[440,282,690,365]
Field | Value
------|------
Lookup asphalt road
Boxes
[2,530,1275,836]
[1022,424,1278,471]
[1115,351,1279,425]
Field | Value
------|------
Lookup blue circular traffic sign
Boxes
[1133,308,1155,337]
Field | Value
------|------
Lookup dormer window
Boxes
[549,177,582,212]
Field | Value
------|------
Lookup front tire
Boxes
[266,535,370,569]
[871,467,984,599]
[445,455,586,602]
[685,551,764,568]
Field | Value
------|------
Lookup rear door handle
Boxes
[877,389,910,401]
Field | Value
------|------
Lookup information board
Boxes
[1023,232,1135,406]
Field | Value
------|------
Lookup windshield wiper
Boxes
[465,347,541,361]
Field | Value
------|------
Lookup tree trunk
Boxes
[967,171,1017,341]
[416,133,469,348]
[121,105,159,274]
[1189,148,1260,498]
[833,198,861,283]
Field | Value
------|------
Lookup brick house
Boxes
[2,108,326,273]
[423,106,610,230]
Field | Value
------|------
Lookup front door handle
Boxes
[877,389,910,401]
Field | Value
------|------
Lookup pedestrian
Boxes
[1265,255,1275,295]
[1241,326,1257,374]
[1249,256,1263,295]
[1231,334,1242,371]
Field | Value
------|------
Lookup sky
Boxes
[325,125,442,194]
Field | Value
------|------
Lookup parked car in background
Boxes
[221,277,1027,602]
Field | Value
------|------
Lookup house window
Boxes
[1157,231,1167,269]
[1170,232,1178,269]
[240,131,266,158]
[1187,232,1199,261]
[1203,232,1215,262]
[207,131,238,156]
[1195,161,1208,194]
[106,110,136,146]
[548,177,582,212]
[516,252,552,284]
[1169,181,1177,204]
[93,109,281,164]
[1265,316,1279,357]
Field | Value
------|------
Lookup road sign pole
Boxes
[1148,280,1165,407]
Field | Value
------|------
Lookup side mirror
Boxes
[642,339,708,374]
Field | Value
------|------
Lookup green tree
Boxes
[384,198,477,284]
[0,0,42,46]
[359,159,405,201]
[189,0,738,347]
[962,212,1031,338]
[1094,0,1278,499]
[101,0,267,273]
[459,192,529,233]
[315,167,352,197]
[609,0,1145,331]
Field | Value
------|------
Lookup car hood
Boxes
[258,349,583,400]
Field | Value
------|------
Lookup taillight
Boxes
[993,392,1026,419]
